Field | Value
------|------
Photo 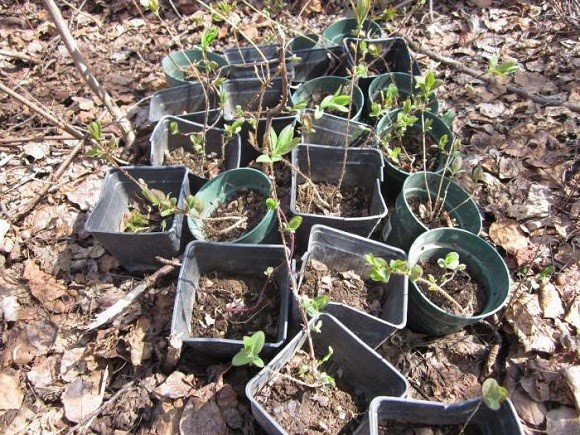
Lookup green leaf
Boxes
[169,121,179,135]
[88,120,102,141]
[201,27,218,50]
[265,198,277,210]
[441,110,456,127]
[140,0,159,14]
[87,147,104,158]
[284,215,302,233]
[409,265,423,281]
[318,346,333,366]
[481,378,508,411]
[273,124,299,156]
[231,351,252,367]
[313,295,330,311]
[256,154,273,164]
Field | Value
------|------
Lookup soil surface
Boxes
[164,147,223,179]
[202,188,268,242]
[120,196,170,233]
[408,196,457,230]
[256,348,366,434]
[379,421,482,435]
[296,181,370,217]
[418,260,486,317]
[301,259,385,317]
[191,272,280,341]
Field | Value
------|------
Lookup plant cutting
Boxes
[245,313,409,434]
[355,378,523,434]
[171,242,290,360]
[367,227,510,336]
[149,115,241,179]
[385,171,482,251]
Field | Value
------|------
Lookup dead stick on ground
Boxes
[404,38,580,114]
[87,263,176,331]
[0,49,40,64]
[42,0,136,149]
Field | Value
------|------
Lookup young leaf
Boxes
[284,215,302,233]
[201,27,218,50]
[256,154,274,164]
[169,121,179,135]
[481,378,508,411]
[265,198,277,210]
[317,346,333,366]
[88,120,102,141]
[272,124,300,157]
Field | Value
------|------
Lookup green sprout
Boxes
[232,331,265,368]
[315,86,351,119]
[487,54,519,77]
[256,124,300,164]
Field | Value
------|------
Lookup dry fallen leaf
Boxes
[546,407,580,435]
[180,399,227,435]
[153,371,195,400]
[126,317,151,367]
[62,370,106,423]
[539,281,564,319]
[489,218,528,254]
[0,372,24,410]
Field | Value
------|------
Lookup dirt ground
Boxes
[0,0,578,433]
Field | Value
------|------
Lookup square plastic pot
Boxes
[295,225,407,348]
[290,144,387,253]
[222,77,287,121]
[224,44,294,80]
[148,82,220,123]
[289,44,347,83]
[299,108,374,148]
[84,166,190,272]
[355,396,523,434]
[238,114,297,166]
[149,116,241,179]
[246,313,409,435]
[171,241,290,361]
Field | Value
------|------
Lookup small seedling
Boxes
[168,121,204,154]
[232,331,265,368]
[283,215,302,233]
[256,124,300,164]
[297,345,336,387]
[314,86,351,119]
[460,378,508,434]
[123,209,150,233]
[486,54,519,77]
[300,294,329,332]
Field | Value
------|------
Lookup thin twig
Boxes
[0,49,40,64]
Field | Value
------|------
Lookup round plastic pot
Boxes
[288,33,320,51]
[376,109,454,199]
[171,241,290,361]
[385,171,482,251]
[187,168,275,244]
[84,166,190,272]
[291,76,365,121]
[368,72,438,117]
[295,225,407,349]
[147,82,220,123]
[246,313,409,434]
[406,228,510,336]
[149,115,241,179]
[162,49,227,88]
[355,396,523,435]
[299,108,374,148]
[322,18,383,46]
[290,144,387,254]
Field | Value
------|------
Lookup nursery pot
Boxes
[291,76,365,121]
[386,171,482,251]
[368,72,439,119]
[162,49,227,88]
[289,34,347,82]
[296,225,408,348]
[355,396,523,435]
[290,144,387,254]
[222,77,290,121]
[322,17,383,46]
[149,116,241,179]
[376,109,454,199]
[300,108,374,148]
[224,44,294,80]
[187,168,275,244]
[406,228,510,336]
[171,241,290,360]
[84,166,190,272]
[246,313,409,434]
[148,82,220,123]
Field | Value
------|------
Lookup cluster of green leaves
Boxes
[256,124,300,164]
[369,82,399,119]
[298,346,336,387]
[232,331,265,368]
[87,120,119,160]
[315,86,351,119]
[300,294,329,332]
[487,54,519,77]
[169,121,204,154]
[124,209,151,233]
[211,1,237,24]
[481,378,508,410]
[139,0,159,15]
[352,39,380,77]
[380,99,418,164]
[353,0,371,33]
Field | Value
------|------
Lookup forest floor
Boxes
[0,0,578,433]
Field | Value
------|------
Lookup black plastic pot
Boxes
[246,313,409,434]
[291,76,365,121]
[385,171,482,251]
[299,108,374,148]
[355,396,523,435]
[84,166,190,272]
[147,82,220,124]
[322,18,383,46]
[162,49,227,87]
[288,34,347,82]
[290,144,387,253]
[222,77,289,121]
[149,116,241,179]
[376,109,454,199]
[171,241,290,360]
[188,168,276,244]
[296,225,407,348]
[406,228,510,336]
[224,44,293,80]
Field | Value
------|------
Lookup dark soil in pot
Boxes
[389,131,439,172]
[164,147,224,179]
[379,421,482,434]
[301,259,385,317]
[255,345,367,434]
[202,188,268,242]
[295,181,370,217]
[190,271,281,341]
[417,260,487,317]
[120,196,171,233]
[407,197,457,230]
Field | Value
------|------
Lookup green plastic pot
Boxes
[368,72,439,117]
[288,33,320,51]
[187,168,275,244]
[376,109,454,199]
[386,171,482,251]
[322,18,382,46]
[162,49,227,88]
[291,76,365,121]
[406,228,510,336]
